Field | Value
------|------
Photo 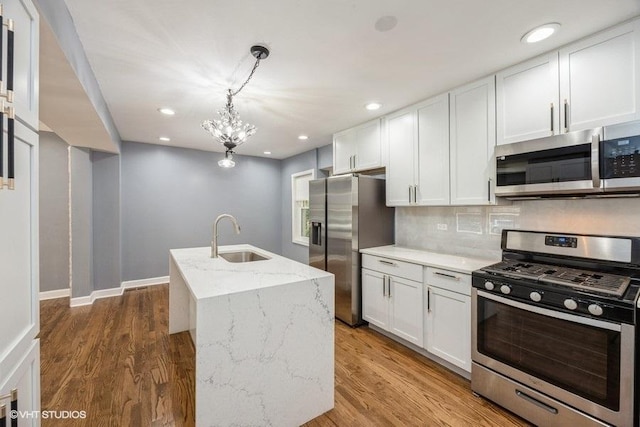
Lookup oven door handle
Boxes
[476,290,621,332]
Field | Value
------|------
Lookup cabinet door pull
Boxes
[353,154,357,170]
[434,271,461,281]
[378,259,397,267]
[487,179,492,203]
[427,288,431,312]
[408,185,412,203]
[0,105,4,189]
[7,107,14,190]
[550,102,554,132]
[413,185,418,203]
[382,275,387,297]
[563,99,569,132]
[9,389,16,427]
[386,275,390,297]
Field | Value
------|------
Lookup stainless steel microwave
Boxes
[495,128,603,197]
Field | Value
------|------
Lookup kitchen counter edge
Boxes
[360,245,498,274]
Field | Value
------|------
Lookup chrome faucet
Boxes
[211,214,241,258]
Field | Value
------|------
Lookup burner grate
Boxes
[482,260,631,297]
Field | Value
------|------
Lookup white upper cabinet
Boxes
[333,129,355,174]
[496,53,560,145]
[386,108,416,206]
[386,93,449,206]
[497,20,640,142]
[333,119,382,175]
[560,20,640,132]
[449,76,496,205]
[3,0,39,130]
[416,94,450,205]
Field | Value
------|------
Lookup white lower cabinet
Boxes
[362,269,390,330]
[362,256,423,347]
[0,340,40,426]
[362,255,473,374]
[424,267,472,373]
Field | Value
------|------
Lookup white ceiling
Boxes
[39,17,120,153]
[62,0,640,160]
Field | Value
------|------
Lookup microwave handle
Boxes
[591,132,600,188]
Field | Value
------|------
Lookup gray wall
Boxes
[92,151,121,290]
[39,132,70,293]
[395,198,640,261]
[280,149,318,263]
[69,147,93,298]
[317,144,333,171]
[120,142,282,281]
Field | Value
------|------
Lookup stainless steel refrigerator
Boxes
[309,175,395,326]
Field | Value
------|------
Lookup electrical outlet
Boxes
[437,223,448,231]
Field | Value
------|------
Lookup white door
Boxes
[386,108,415,206]
[560,20,640,131]
[425,286,471,372]
[355,119,381,171]
[416,93,450,205]
[496,53,560,144]
[362,269,389,330]
[389,276,423,346]
[449,76,496,205]
[333,129,355,175]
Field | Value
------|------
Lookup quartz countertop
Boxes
[360,245,498,274]
[170,244,332,300]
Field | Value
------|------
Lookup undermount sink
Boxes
[219,250,270,263]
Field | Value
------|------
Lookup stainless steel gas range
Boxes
[471,230,640,427]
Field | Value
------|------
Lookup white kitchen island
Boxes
[169,244,335,427]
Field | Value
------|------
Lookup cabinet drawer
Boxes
[362,254,422,282]
[425,267,471,296]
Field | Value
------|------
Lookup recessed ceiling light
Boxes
[374,16,398,32]
[298,135,309,140]
[159,136,171,142]
[158,107,176,115]
[365,102,382,111]
[264,151,272,155]
[521,23,560,44]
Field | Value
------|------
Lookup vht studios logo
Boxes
[10,410,87,419]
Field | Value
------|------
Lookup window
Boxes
[291,169,315,246]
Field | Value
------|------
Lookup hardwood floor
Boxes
[40,285,529,426]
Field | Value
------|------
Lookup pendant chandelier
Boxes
[202,45,270,168]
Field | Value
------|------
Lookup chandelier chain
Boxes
[229,58,261,98]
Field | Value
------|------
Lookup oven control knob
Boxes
[529,292,542,302]
[564,299,578,310]
[588,304,604,316]
[500,285,511,295]
[484,281,495,291]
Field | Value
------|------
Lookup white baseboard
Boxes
[68,276,169,307]
[70,287,124,307]
[121,276,169,289]
[39,288,71,301]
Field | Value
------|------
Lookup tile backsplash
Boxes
[395,198,640,260]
